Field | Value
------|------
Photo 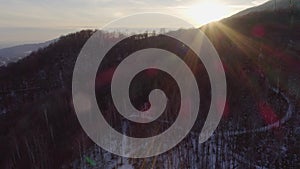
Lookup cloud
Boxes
[0,0,258,45]
[0,0,256,28]
[251,0,269,5]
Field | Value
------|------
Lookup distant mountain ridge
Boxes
[235,0,300,17]
[0,39,56,66]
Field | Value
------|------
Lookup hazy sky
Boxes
[0,0,269,48]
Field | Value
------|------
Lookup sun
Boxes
[186,0,230,26]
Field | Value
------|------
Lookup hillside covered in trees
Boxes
[0,9,299,169]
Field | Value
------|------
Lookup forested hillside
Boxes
[0,9,299,169]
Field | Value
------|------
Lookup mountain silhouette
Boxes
[0,5,299,169]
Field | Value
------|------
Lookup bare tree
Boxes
[289,0,295,27]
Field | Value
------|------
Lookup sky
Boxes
[0,0,269,48]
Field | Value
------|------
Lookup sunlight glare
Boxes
[186,0,230,26]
